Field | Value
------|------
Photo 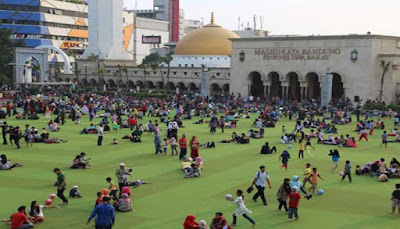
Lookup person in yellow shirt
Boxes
[106,177,119,201]
[302,163,312,188]
[298,139,305,159]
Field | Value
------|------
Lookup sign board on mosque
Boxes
[255,48,341,61]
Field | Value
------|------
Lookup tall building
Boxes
[184,19,204,35]
[0,0,88,62]
[154,0,180,42]
[82,0,130,60]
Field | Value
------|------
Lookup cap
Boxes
[119,163,125,167]
[53,168,60,172]
[73,185,78,189]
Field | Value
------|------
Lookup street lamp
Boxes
[351,49,358,62]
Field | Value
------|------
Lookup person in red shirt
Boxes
[8,206,34,229]
[178,134,187,160]
[288,187,301,222]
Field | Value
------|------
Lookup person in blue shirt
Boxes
[87,197,115,229]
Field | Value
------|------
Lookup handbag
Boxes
[247,186,254,194]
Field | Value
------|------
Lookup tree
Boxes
[85,53,99,61]
[0,28,25,86]
[161,52,173,93]
[378,60,399,103]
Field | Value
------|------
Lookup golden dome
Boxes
[174,13,239,56]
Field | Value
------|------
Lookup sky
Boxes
[124,0,400,36]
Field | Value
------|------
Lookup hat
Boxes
[119,163,126,167]
[73,185,78,189]
[53,168,60,172]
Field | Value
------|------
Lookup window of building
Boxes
[217,73,220,76]
[184,72,187,75]
[173,72,177,75]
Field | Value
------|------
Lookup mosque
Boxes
[58,11,400,103]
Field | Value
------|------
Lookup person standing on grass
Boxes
[298,139,305,159]
[391,183,400,214]
[219,116,225,133]
[13,126,21,149]
[53,168,68,205]
[189,136,200,159]
[288,186,301,222]
[230,190,256,227]
[115,163,127,192]
[87,197,115,229]
[250,166,272,205]
[369,120,375,136]
[1,121,8,145]
[359,128,368,142]
[97,124,104,146]
[179,134,187,160]
[277,178,291,212]
[380,131,388,148]
[302,163,312,188]
[342,160,352,183]
[309,167,324,194]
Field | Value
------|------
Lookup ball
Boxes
[45,199,53,205]
[225,194,233,201]
[339,171,345,176]
[288,145,293,149]
[49,193,56,199]
[317,189,324,195]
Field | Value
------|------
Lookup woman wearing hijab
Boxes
[183,215,200,229]
[190,136,200,159]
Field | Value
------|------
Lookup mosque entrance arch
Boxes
[248,71,264,97]
[35,45,72,74]
[332,73,344,98]
[306,72,320,99]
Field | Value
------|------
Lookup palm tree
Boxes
[138,63,149,90]
[379,61,399,103]
[162,53,173,93]
[97,67,105,91]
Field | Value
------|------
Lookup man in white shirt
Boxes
[97,124,104,146]
[250,165,271,205]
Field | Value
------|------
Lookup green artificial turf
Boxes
[0,114,399,229]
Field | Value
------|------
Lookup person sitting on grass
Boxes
[70,155,90,169]
[113,193,133,212]
[238,133,250,144]
[2,206,34,228]
[69,185,82,198]
[185,164,201,178]
[28,200,60,224]
[111,138,119,145]
[260,142,277,154]
[0,154,22,170]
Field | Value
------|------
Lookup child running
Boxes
[279,150,291,171]
[309,167,324,194]
[230,189,256,227]
[302,163,312,188]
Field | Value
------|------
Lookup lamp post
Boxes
[84,65,88,91]
[351,49,358,62]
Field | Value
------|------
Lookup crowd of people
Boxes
[2,89,400,228]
